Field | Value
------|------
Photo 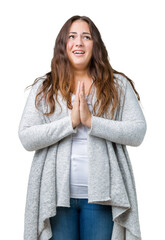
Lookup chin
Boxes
[72,60,90,69]
[73,63,89,70]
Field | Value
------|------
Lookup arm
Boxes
[88,78,147,147]
[18,80,77,151]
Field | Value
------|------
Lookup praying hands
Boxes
[71,81,92,129]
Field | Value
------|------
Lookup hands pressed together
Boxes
[71,81,92,129]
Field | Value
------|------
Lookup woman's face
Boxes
[66,20,93,71]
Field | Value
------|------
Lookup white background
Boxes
[0,0,164,239]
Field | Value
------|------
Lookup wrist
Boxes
[72,121,76,129]
[86,115,92,128]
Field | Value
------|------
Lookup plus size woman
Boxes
[18,15,147,240]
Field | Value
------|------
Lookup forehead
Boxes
[69,20,90,33]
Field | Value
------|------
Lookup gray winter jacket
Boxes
[18,73,147,240]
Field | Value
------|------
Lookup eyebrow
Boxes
[69,32,91,35]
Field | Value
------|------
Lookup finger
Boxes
[80,81,85,99]
[75,81,80,102]
[76,81,80,95]
[82,81,85,96]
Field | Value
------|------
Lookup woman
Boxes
[18,15,147,240]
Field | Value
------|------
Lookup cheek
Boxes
[87,43,93,56]
[66,41,73,53]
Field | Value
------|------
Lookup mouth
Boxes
[72,50,85,55]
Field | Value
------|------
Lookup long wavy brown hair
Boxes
[28,15,140,119]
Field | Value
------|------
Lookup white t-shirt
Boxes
[68,93,93,199]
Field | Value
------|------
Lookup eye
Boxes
[68,35,75,39]
[83,36,91,40]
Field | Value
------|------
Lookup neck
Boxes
[70,69,93,95]
[73,69,91,82]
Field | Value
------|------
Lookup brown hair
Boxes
[28,15,140,119]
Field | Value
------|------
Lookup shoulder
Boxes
[113,73,128,88]
[30,75,47,95]
[113,73,136,96]
[113,73,130,99]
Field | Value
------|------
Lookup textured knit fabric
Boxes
[18,73,147,240]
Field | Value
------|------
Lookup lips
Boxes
[73,50,85,54]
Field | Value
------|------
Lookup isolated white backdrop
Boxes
[0,0,164,239]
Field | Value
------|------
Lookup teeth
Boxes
[74,51,85,54]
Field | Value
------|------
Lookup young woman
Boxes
[18,15,147,240]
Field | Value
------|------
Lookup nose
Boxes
[75,35,83,47]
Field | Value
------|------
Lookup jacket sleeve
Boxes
[88,79,147,147]
[18,81,77,151]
